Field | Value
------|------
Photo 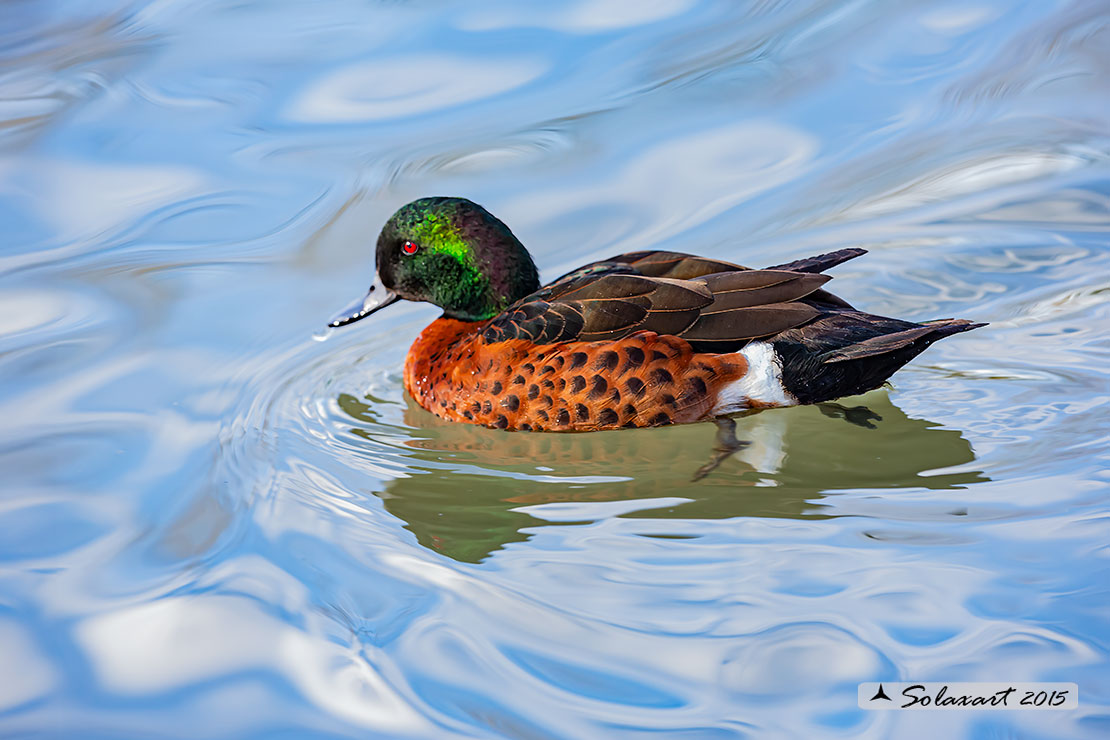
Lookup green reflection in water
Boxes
[339,391,987,563]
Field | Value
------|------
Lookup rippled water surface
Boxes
[2,1,1109,738]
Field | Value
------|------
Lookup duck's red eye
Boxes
[402,240,419,255]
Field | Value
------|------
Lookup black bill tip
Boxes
[328,275,400,328]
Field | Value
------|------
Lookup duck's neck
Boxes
[440,252,539,321]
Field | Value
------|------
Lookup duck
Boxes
[329,196,983,436]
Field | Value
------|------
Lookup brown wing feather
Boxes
[572,297,649,336]
[678,303,820,344]
[571,275,713,340]
[694,271,831,311]
[764,247,866,274]
[609,251,747,279]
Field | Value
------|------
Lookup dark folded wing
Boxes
[674,270,826,348]
[482,250,854,349]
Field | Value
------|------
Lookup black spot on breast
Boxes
[575,404,589,421]
[519,423,532,431]
[494,414,508,429]
[588,376,608,400]
[695,362,718,379]
[648,412,671,425]
[650,367,673,385]
[512,374,525,385]
[502,395,520,412]
[541,379,554,389]
[623,404,637,417]
[482,400,492,414]
[536,409,549,421]
[556,409,570,426]
[595,351,619,371]
[598,408,618,426]
[625,377,645,397]
[556,378,566,391]
[623,346,644,370]
[609,389,621,404]
[541,395,554,408]
[553,356,565,368]
[570,352,588,369]
[523,363,535,374]
[528,384,540,400]
[651,350,668,362]
[541,365,555,375]
[687,377,707,397]
[470,402,481,413]
[571,376,586,393]
[662,393,677,407]
[491,381,502,395]
[463,410,473,420]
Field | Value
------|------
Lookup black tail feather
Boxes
[772,313,986,404]
[820,319,985,363]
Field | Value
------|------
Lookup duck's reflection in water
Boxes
[340,391,987,563]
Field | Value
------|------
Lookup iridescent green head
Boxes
[329,197,540,327]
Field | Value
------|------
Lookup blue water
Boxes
[2,1,1109,738]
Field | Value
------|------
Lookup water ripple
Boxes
[2,0,1109,737]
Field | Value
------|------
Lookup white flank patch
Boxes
[712,341,797,414]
